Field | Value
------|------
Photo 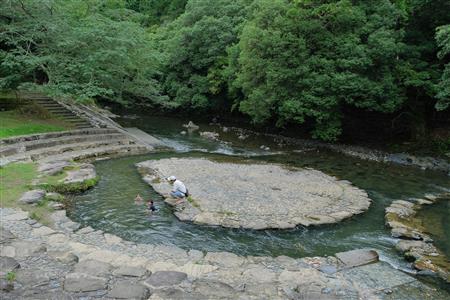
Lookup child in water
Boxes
[147,200,156,212]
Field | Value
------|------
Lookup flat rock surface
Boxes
[107,281,149,299]
[137,158,371,229]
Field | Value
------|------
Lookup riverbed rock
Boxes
[74,260,112,277]
[183,121,199,130]
[107,281,149,299]
[199,131,219,140]
[113,266,148,277]
[63,164,96,184]
[144,271,187,287]
[136,158,372,229]
[335,249,379,268]
[63,272,107,292]
[18,189,45,204]
[0,257,20,273]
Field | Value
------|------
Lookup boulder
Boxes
[199,131,219,140]
[335,249,379,268]
[18,190,45,204]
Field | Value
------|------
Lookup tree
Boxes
[0,0,166,105]
[435,24,450,111]
[234,0,405,141]
[153,0,252,110]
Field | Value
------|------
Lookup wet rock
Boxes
[74,260,112,277]
[144,271,187,287]
[183,121,199,130]
[335,249,379,268]
[63,272,107,292]
[107,281,149,299]
[104,233,122,245]
[199,131,219,140]
[18,189,45,204]
[113,266,148,277]
[76,226,95,234]
[0,257,20,272]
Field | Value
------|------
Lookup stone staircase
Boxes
[0,128,150,166]
[17,92,92,129]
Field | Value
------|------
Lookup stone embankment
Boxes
[385,194,450,282]
[2,207,448,299]
[0,128,150,167]
[136,158,372,229]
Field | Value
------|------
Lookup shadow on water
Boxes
[67,115,450,289]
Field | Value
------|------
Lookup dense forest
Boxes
[1,0,449,145]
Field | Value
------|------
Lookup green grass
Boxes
[0,162,37,207]
[0,110,70,139]
[0,162,59,225]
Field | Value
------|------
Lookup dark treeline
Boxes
[1,0,449,144]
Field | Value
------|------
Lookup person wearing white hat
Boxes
[167,176,188,200]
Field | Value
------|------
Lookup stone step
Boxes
[0,128,119,145]
[29,139,137,161]
[24,133,128,152]
[38,144,150,163]
[3,137,136,163]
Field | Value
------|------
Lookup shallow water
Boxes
[68,115,450,273]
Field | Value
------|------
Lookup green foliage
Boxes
[0,162,37,207]
[234,0,406,141]
[39,176,99,194]
[0,0,166,105]
[6,272,16,282]
[436,24,450,111]
[154,0,251,110]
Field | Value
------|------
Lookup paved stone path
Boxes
[2,207,449,299]
[136,158,372,229]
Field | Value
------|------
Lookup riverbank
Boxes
[3,206,450,299]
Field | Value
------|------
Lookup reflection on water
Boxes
[68,116,450,273]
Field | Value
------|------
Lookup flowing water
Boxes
[68,115,450,280]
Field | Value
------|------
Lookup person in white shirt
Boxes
[167,176,188,199]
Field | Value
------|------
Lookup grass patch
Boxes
[186,196,200,209]
[39,176,99,193]
[0,162,37,207]
[0,162,55,225]
[0,110,71,139]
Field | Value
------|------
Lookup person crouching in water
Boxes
[167,176,188,204]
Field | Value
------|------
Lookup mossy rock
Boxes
[39,177,99,194]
